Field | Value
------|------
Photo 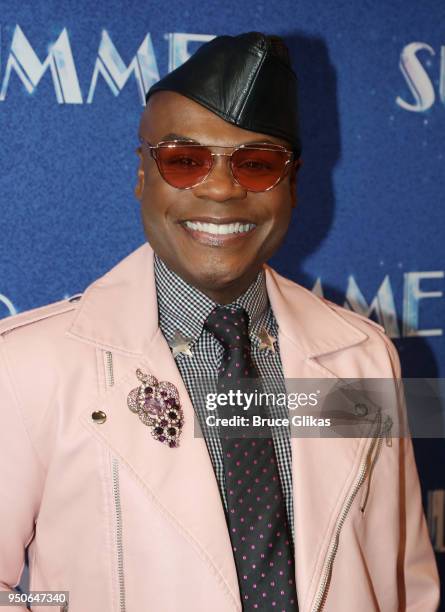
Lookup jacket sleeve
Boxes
[0,339,45,609]
[384,337,440,612]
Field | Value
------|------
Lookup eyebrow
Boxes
[159,132,278,146]
[160,132,198,143]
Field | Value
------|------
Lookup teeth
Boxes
[183,221,255,235]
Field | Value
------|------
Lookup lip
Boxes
[179,219,257,247]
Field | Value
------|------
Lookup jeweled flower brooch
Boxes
[127,369,184,448]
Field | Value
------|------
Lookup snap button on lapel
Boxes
[354,403,368,417]
[92,410,107,424]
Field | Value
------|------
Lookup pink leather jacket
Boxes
[0,243,439,611]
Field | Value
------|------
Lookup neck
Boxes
[193,267,263,305]
[199,280,256,305]
[155,255,262,304]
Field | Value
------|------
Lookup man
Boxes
[0,33,439,612]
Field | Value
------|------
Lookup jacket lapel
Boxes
[265,265,371,610]
[69,244,241,607]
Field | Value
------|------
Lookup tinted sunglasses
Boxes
[139,137,301,192]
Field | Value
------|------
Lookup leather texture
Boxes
[146,32,301,154]
[0,242,439,612]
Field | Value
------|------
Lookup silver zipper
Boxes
[112,456,126,612]
[104,350,114,387]
[359,436,383,513]
[311,410,384,612]
[360,414,392,512]
[103,350,126,612]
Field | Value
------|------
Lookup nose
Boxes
[192,154,247,202]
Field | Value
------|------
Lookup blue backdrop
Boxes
[0,0,443,603]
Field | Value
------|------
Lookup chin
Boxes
[184,261,246,291]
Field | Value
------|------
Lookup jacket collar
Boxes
[67,242,368,357]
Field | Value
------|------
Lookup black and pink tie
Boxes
[204,305,298,611]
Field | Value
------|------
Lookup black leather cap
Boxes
[145,32,301,155]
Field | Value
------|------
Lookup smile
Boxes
[180,219,257,247]
[183,221,256,235]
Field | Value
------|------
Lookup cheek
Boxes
[261,189,293,233]
[140,165,174,225]
[143,162,167,200]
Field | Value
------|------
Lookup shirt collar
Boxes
[154,252,269,346]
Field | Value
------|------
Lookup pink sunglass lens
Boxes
[156,146,212,188]
[232,148,288,191]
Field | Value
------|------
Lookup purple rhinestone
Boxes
[165,398,174,406]
[160,390,167,397]
[143,397,163,415]
[154,426,164,435]
[160,419,168,427]
[169,440,176,448]
[158,435,166,442]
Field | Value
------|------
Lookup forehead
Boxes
[140,90,289,147]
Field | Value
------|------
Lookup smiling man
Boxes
[0,32,439,612]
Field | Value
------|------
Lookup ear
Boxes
[134,146,145,200]
[289,158,302,209]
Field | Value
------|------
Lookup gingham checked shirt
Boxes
[154,253,294,544]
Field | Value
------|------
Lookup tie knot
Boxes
[204,306,251,350]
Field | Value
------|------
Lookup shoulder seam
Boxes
[0,300,78,337]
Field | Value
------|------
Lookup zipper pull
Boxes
[383,415,393,447]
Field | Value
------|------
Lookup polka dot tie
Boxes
[204,306,298,611]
